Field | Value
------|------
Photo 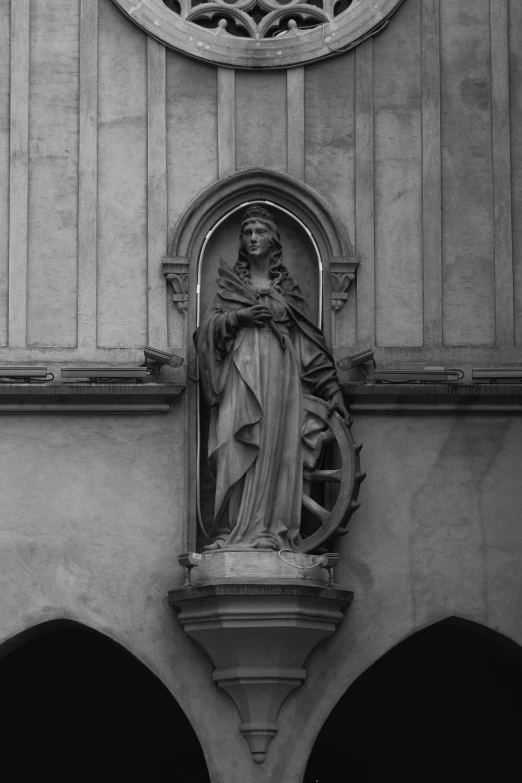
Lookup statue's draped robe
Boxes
[196,263,341,550]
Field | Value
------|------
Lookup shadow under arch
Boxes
[0,619,210,778]
[305,617,522,783]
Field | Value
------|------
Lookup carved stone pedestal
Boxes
[169,552,352,763]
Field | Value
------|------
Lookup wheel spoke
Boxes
[299,394,363,554]
[302,493,330,524]
[303,469,341,483]
[321,430,336,446]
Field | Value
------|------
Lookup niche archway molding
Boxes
[163,167,358,348]
[163,168,357,551]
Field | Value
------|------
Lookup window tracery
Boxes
[111,0,406,69]
[163,0,353,40]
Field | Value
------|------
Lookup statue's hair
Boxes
[234,216,291,292]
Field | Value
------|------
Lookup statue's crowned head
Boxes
[240,205,280,239]
[236,203,290,289]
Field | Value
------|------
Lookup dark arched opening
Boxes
[0,620,210,779]
[305,617,522,782]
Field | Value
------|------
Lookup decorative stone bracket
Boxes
[331,256,358,314]
[163,256,189,315]
[169,551,353,764]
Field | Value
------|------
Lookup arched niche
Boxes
[0,620,210,776]
[304,617,522,783]
[164,169,356,550]
[164,168,357,352]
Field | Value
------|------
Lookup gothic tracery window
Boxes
[163,0,354,40]
[112,0,405,68]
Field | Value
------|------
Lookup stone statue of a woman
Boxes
[195,205,349,551]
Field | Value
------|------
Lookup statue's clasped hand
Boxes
[236,305,273,328]
[327,389,351,425]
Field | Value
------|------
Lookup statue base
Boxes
[169,551,353,763]
[188,548,332,586]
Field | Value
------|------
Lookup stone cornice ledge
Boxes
[342,383,522,414]
[170,582,352,602]
[0,383,184,414]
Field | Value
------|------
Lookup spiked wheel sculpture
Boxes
[298,395,365,553]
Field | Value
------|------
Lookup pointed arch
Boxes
[0,620,210,776]
[164,167,357,348]
[168,168,354,264]
[305,617,522,782]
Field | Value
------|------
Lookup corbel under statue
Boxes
[168,195,364,763]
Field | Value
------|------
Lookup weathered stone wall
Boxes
[1,0,521,364]
[0,411,521,782]
[272,412,522,781]
[1,1,522,781]
[0,410,250,781]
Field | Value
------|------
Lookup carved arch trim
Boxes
[163,167,357,347]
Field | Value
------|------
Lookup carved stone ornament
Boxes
[111,0,405,68]
[331,256,357,314]
[163,256,189,314]
[170,555,354,763]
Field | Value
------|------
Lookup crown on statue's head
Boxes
[242,204,276,224]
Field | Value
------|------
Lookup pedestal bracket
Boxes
[169,576,353,763]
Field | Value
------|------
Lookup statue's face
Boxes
[241,220,271,261]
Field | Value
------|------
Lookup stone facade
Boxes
[1,1,522,781]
